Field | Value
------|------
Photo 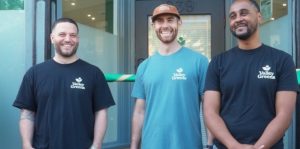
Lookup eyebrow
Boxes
[229,8,250,16]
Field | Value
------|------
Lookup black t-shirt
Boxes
[204,44,299,149]
[13,59,115,149]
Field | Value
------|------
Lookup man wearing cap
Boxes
[131,4,208,149]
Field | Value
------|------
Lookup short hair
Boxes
[51,18,79,33]
[249,0,260,12]
[233,0,260,12]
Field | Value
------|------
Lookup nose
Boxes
[161,20,170,28]
[235,14,245,22]
[64,34,71,41]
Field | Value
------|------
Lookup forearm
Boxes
[204,91,240,148]
[254,116,291,148]
[130,111,144,149]
[130,99,145,149]
[206,129,214,145]
[19,109,35,149]
[255,91,297,148]
[92,109,108,149]
[205,111,240,148]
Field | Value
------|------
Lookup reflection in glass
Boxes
[0,2,27,148]
[256,0,288,23]
[63,0,113,33]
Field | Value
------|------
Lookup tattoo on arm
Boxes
[20,109,35,122]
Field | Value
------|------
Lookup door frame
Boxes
[135,0,226,69]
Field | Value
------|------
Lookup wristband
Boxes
[203,144,213,149]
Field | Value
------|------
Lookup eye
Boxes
[168,18,175,23]
[240,10,249,16]
[229,13,236,20]
[58,33,66,37]
[155,18,164,24]
[70,34,77,38]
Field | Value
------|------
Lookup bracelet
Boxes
[203,144,213,149]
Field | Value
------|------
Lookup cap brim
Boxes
[151,13,180,22]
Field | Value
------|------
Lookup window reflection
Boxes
[256,0,288,23]
[63,0,113,33]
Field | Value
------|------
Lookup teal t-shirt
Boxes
[132,47,208,149]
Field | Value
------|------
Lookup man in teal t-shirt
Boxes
[131,4,208,149]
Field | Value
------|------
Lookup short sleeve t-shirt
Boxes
[204,44,299,148]
[132,47,208,149]
[13,59,115,149]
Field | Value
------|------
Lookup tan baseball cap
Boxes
[152,4,180,22]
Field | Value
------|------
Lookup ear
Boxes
[50,33,54,44]
[178,19,182,26]
[151,22,155,27]
[257,12,263,24]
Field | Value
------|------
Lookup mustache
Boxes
[234,21,248,28]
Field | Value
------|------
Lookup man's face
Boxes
[50,22,79,57]
[152,15,181,44]
[229,1,261,40]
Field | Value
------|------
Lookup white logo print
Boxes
[172,67,187,80]
[257,65,275,79]
[70,77,86,89]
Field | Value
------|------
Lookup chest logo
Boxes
[70,77,86,89]
[257,65,275,79]
[172,67,187,80]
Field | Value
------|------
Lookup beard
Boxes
[231,22,258,40]
[55,43,78,57]
[156,28,178,44]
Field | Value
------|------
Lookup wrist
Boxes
[130,143,138,149]
[22,142,33,148]
[90,144,100,149]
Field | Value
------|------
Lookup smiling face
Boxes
[229,1,261,40]
[152,14,181,44]
[50,22,79,58]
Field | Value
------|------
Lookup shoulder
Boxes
[33,59,53,68]
[181,47,208,61]
[25,59,54,75]
[210,47,236,63]
[261,44,294,67]
[136,57,151,71]
[262,44,292,58]
[78,59,103,72]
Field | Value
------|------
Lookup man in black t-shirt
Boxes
[203,0,299,149]
[13,18,115,149]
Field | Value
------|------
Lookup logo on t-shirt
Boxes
[70,77,86,89]
[172,67,187,80]
[257,65,275,79]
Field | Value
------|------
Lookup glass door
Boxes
[59,0,119,145]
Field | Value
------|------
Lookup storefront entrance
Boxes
[135,0,225,68]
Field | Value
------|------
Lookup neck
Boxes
[157,40,181,56]
[53,54,79,64]
[237,30,262,50]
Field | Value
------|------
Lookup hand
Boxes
[256,145,265,149]
[229,143,255,149]
[90,144,101,149]
[230,144,264,149]
[22,144,34,149]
